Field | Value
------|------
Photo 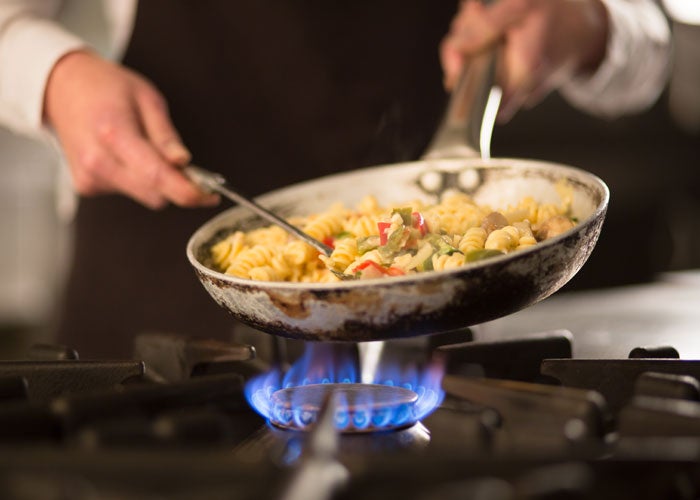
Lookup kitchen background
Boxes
[1,2,699,356]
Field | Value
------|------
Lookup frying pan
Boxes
[186,50,609,342]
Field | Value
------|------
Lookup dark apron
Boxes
[55,0,457,358]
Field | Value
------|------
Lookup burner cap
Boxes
[270,383,419,432]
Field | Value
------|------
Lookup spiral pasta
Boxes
[485,226,520,252]
[208,187,577,282]
[226,245,277,278]
[323,237,358,272]
[346,214,378,239]
[458,227,487,254]
[303,212,344,242]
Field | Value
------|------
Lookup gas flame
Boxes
[245,343,445,431]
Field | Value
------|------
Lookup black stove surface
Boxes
[1,319,700,500]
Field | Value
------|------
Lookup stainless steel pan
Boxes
[186,50,609,342]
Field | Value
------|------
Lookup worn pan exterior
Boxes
[187,157,608,342]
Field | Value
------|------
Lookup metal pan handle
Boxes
[422,46,501,161]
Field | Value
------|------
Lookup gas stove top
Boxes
[1,273,700,499]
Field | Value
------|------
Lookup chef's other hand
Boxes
[43,50,219,209]
[441,0,608,122]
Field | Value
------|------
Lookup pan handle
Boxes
[422,46,501,161]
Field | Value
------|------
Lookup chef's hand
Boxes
[441,0,609,122]
[43,50,219,209]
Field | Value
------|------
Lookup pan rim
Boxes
[186,157,609,291]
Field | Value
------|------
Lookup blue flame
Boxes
[245,343,445,431]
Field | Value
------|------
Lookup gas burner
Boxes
[245,343,444,433]
[269,383,419,432]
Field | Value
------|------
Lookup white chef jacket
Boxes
[0,0,672,139]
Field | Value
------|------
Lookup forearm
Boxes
[0,1,86,136]
[560,0,672,118]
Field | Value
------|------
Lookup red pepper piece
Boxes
[377,222,392,246]
[412,212,427,236]
[354,260,404,277]
[386,267,405,276]
[355,260,379,271]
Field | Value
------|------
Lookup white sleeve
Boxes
[559,0,672,118]
[0,1,88,137]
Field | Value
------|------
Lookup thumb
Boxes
[136,86,191,165]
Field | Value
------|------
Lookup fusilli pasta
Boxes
[209,189,576,282]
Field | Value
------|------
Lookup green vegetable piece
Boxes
[357,235,379,255]
[420,255,434,272]
[426,234,458,255]
[392,207,413,226]
[465,249,505,262]
[379,226,408,259]
[438,242,458,256]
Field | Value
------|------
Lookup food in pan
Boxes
[209,184,576,282]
